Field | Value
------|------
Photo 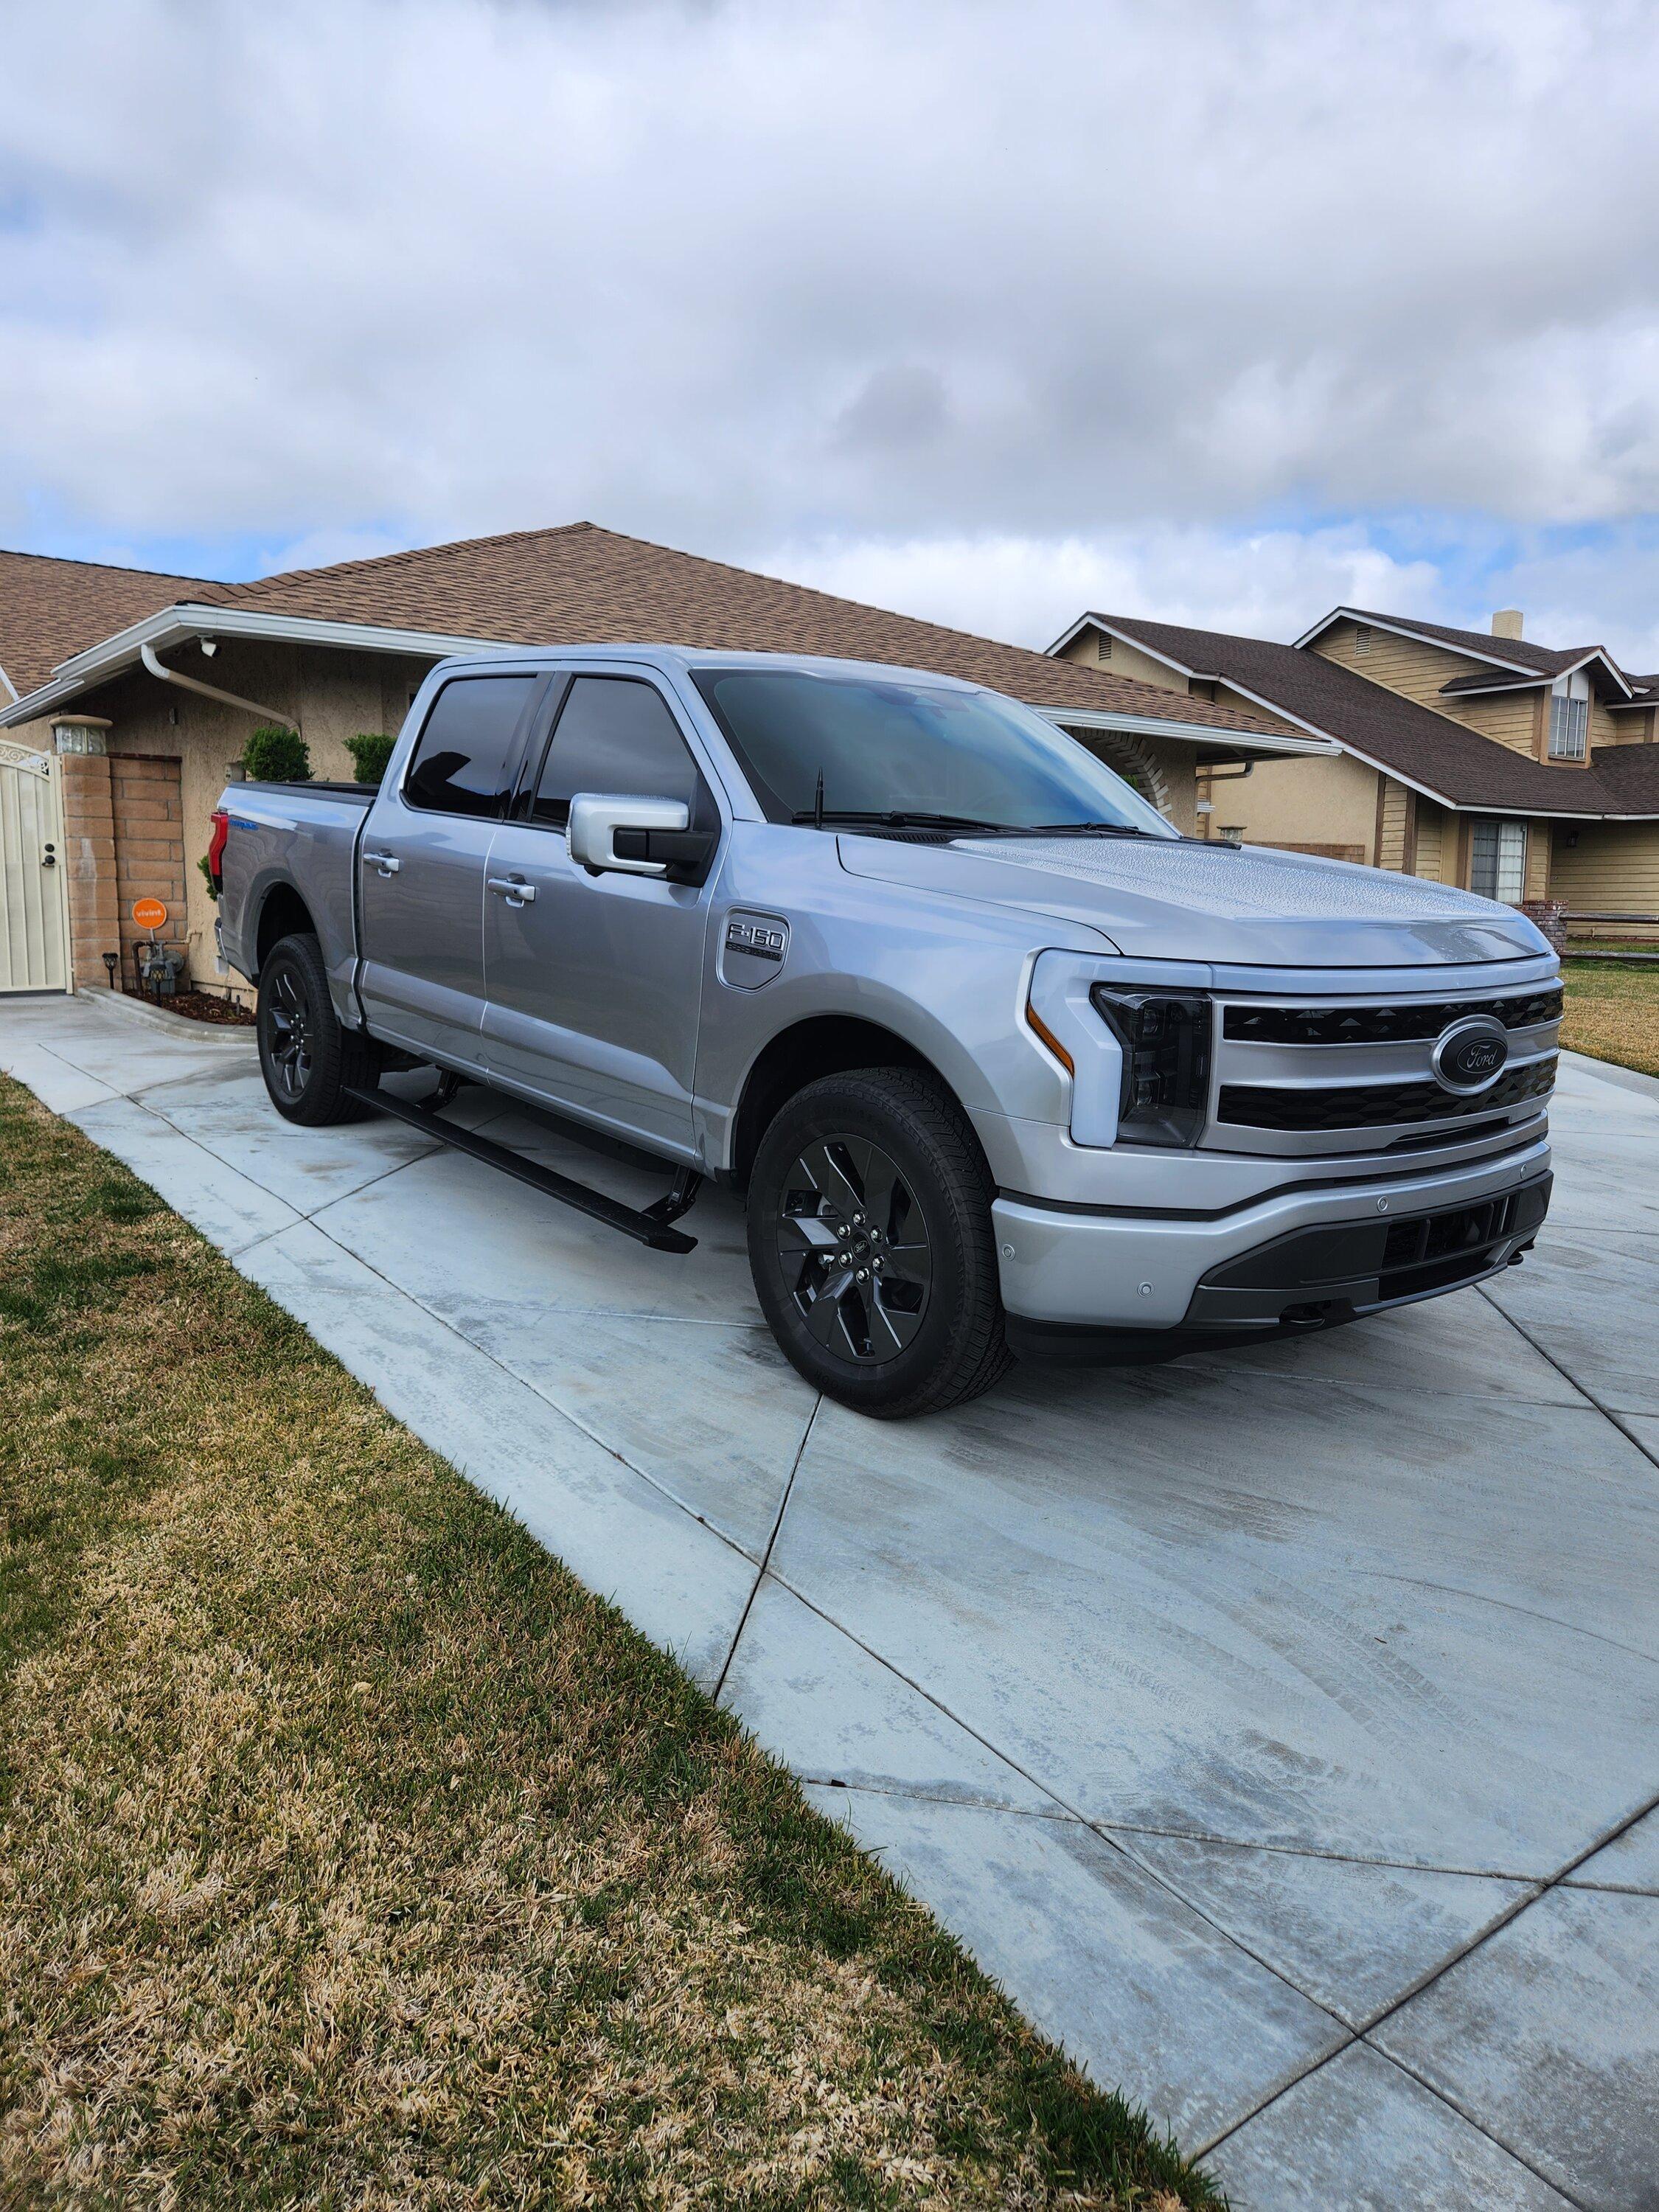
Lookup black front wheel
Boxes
[257,933,376,1126]
[748,1068,1012,1418]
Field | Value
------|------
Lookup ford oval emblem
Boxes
[1432,1015,1509,1094]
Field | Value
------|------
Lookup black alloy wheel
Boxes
[776,1134,933,1363]
[263,962,313,1105]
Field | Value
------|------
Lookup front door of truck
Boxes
[480,671,717,1155]
[356,669,544,1065]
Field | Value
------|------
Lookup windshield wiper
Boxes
[788,807,1015,834]
[1015,821,1171,838]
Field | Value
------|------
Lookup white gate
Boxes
[0,739,70,992]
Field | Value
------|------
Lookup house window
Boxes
[1548,674,1590,759]
[1470,818,1527,903]
[1354,624,1372,656]
[1096,634,1113,663]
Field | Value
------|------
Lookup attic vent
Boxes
[1354,624,1372,657]
[1096,634,1113,664]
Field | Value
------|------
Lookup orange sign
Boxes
[131,897,168,932]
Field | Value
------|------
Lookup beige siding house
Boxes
[1,526,1329,997]
[1050,605,1659,941]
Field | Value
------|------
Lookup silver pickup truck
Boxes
[213,644,1558,1417]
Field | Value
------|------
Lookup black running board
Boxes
[347,1085,700,1253]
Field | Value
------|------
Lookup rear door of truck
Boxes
[479,664,718,1155]
[356,667,546,1065]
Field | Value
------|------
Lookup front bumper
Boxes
[992,1134,1552,1347]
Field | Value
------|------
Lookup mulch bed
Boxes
[125,989,256,1027]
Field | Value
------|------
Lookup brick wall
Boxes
[58,750,120,988]
[110,753,187,987]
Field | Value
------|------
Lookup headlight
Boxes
[1090,986,1213,1147]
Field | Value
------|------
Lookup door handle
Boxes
[364,850,401,876]
[487,875,536,904]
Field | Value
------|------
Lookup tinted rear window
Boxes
[403,675,539,818]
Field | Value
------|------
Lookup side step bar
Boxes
[346,1085,701,1253]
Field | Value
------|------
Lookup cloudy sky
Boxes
[3,0,1658,664]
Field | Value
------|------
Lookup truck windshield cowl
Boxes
[692,667,1176,838]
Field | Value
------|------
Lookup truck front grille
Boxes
[1218,1056,1557,1133]
[1222,987,1562,1046]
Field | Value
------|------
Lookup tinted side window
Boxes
[531,677,702,827]
[403,675,539,818]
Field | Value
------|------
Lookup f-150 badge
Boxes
[725,917,787,961]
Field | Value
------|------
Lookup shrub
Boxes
[242,726,312,783]
[196,854,219,903]
[344,731,396,787]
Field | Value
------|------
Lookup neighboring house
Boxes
[1049,605,1659,939]
[1,523,1326,996]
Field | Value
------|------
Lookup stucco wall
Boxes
[1197,746,1380,861]
[76,639,434,988]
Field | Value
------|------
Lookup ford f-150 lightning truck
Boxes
[213,645,1558,1417]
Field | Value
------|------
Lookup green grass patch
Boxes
[0,1075,1215,2209]
[1561,958,1659,1079]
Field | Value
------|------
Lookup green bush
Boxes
[242,726,311,783]
[196,853,219,903]
[344,731,396,787]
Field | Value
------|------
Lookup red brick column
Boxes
[1520,899,1568,956]
[53,719,119,990]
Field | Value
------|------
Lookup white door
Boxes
[0,741,70,992]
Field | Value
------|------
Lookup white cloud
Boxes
[1,0,1657,656]
[758,526,1444,655]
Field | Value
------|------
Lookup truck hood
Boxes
[836,832,1548,967]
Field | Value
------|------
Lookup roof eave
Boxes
[1039,702,1335,754]
[0,602,525,728]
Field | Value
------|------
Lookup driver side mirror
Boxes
[567,793,716,885]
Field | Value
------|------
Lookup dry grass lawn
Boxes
[1560,959,1659,1079]
[0,1077,1215,2212]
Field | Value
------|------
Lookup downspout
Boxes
[140,641,299,730]
[1195,757,1251,838]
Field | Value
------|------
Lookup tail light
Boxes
[207,807,229,891]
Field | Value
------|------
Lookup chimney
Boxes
[1491,609,1524,640]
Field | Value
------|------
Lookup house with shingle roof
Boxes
[1048,602,1659,940]
[0,524,1326,994]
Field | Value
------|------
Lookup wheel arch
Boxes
[252,880,318,980]
[729,1013,977,1192]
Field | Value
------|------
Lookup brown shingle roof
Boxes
[1588,742,1659,815]
[196,523,1283,738]
[1088,612,1659,816]
[0,549,217,700]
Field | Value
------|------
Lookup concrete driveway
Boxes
[4,988,1657,2211]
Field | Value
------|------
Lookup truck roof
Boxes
[425,641,988,692]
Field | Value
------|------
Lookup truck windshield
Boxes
[690,668,1176,837]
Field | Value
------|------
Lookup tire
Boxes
[747,1068,1013,1419]
[257,932,378,1126]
